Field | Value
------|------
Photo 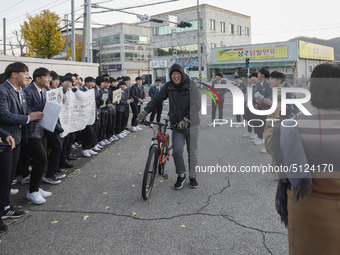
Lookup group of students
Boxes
[0,61,148,232]
[209,68,296,154]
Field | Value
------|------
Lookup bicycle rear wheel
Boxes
[142,145,159,200]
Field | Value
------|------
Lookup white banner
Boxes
[59,89,96,138]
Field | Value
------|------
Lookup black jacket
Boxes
[144,63,201,126]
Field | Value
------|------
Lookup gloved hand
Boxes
[177,117,190,130]
[137,110,148,124]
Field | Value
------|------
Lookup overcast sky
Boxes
[1,0,340,47]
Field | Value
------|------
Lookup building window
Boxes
[211,43,217,49]
[237,25,242,35]
[93,34,120,46]
[210,19,215,31]
[229,23,234,34]
[124,34,150,44]
[125,52,151,61]
[154,44,198,57]
[100,53,121,63]
[152,20,200,36]
[220,22,225,33]
[245,27,250,37]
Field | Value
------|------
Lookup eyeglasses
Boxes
[43,75,52,80]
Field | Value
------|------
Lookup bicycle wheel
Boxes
[142,145,159,200]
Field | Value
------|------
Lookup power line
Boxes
[0,0,25,15]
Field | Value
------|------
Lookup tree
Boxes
[65,42,83,61]
[13,31,26,57]
[21,10,65,59]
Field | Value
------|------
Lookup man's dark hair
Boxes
[215,72,223,78]
[102,73,110,78]
[33,67,50,81]
[234,76,241,79]
[259,68,270,78]
[122,76,130,82]
[95,76,105,86]
[249,72,258,78]
[270,71,286,83]
[118,81,126,88]
[0,73,7,84]
[5,62,29,78]
[60,75,73,83]
[65,72,74,77]
[310,62,340,110]
[135,76,142,81]
[50,71,59,81]
[85,76,95,83]
[104,77,110,83]
[155,79,161,82]
[110,77,116,82]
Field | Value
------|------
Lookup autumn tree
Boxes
[21,10,65,59]
[66,42,83,61]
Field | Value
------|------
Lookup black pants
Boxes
[46,132,62,178]
[27,137,47,193]
[106,109,116,138]
[0,144,20,214]
[131,104,141,127]
[211,100,224,121]
[244,106,254,133]
[254,114,267,139]
[124,105,130,129]
[149,104,163,123]
[16,143,31,178]
[116,111,125,134]
[82,125,94,150]
[60,134,71,164]
[92,118,100,147]
[99,109,108,141]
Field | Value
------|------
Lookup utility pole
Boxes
[3,18,6,55]
[87,0,92,62]
[71,0,76,61]
[197,0,201,80]
[82,0,87,62]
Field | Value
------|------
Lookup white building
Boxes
[92,23,151,78]
[150,4,251,83]
[209,40,334,84]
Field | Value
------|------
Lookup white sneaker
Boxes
[99,141,106,147]
[250,134,258,139]
[96,144,104,149]
[108,137,114,143]
[111,135,119,141]
[125,129,131,134]
[10,189,19,195]
[131,126,138,132]
[92,146,101,152]
[26,191,46,204]
[117,133,124,139]
[39,188,52,198]
[243,133,251,137]
[21,175,31,184]
[254,139,264,145]
[103,139,111,145]
[260,148,268,154]
[122,132,127,137]
[122,130,127,135]
[88,149,98,156]
[136,126,143,131]
[252,137,261,143]
[82,150,91,158]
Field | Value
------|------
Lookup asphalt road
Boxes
[0,93,288,255]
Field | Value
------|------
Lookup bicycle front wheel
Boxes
[142,145,159,200]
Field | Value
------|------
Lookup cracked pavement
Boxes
[0,96,288,255]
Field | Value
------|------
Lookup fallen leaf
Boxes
[28,202,32,204]
[77,158,81,160]
[138,172,142,175]
[118,153,121,156]
[94,174,97,178]
[51,221,58,224]
[180,225,186,228]
[103,192,107,195]
[202,221,207,225]
[105,206,110,209]
[129,173,132,176]
[58,205,63,208]
[83,216,89,220]
[13,219,18,222]
[133,135,136,138]
[131,212,137,217]
[17,205,22,208]
[131,184,135,187]
[159,180,164,183]
[126,196,131,199]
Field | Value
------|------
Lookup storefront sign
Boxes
[299,40,334,61]
[102,64,122,71]
[170,56,203,67]
[150,60,167,68]
[216,46,288,61]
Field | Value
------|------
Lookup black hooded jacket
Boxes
[144,63,201,126]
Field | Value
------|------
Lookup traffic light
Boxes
[178,21,192,28]
[245,58,250,68]
[150,18,164,23]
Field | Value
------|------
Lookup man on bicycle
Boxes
[138,63,201,190]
